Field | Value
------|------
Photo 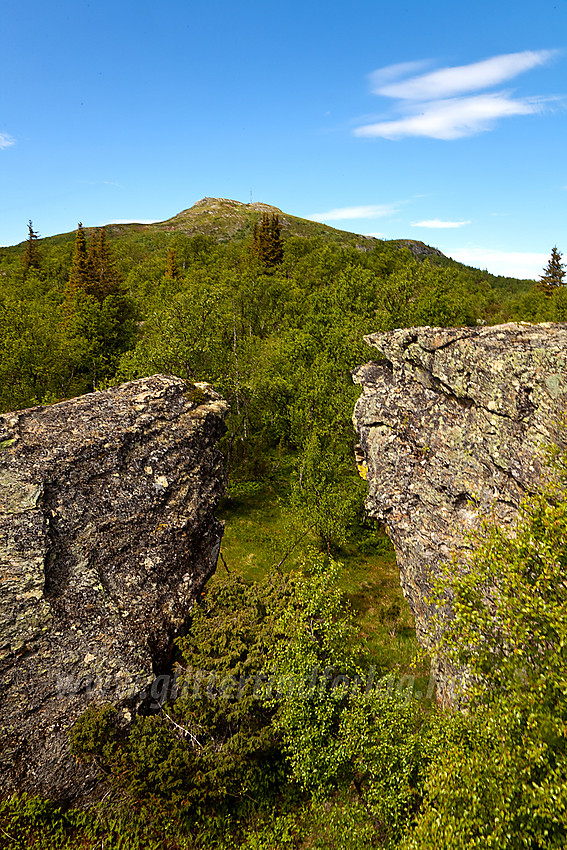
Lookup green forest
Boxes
[1,203,567,848]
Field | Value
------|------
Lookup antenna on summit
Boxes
[249,189,253,204]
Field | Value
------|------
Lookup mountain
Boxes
[5,196,446,263]
[129,197,443,256]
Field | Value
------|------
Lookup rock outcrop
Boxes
[0,375,227,800]
[353,323,567,704]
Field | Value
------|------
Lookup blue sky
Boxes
[1,0,566,278]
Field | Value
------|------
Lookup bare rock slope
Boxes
[0,375,227,799]
[353,323,567,704]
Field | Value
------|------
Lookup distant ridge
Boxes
[106,197,448,262]
[6,197,446,263]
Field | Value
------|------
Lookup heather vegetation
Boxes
[1,209,566,847]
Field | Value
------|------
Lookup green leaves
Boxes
[405,700,567,850]
[251,213,284,269]
[432,459,567,708]
[0,295,61,410]
[408,447,567,848]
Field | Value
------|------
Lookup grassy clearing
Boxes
[217,475,426,684]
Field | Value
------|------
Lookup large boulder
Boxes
[353,323,567,704]
[0,375,227,800]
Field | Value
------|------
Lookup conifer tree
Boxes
[22,220,40,276]
[251,213,283,268]
[65,223,92,299]
[251,221,259,257]
[165,246,181,280]
[269,213,284,266]
[538,246,565,294]
[89,227,119,300]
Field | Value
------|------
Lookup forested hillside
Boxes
[2,199,567,848]
[0,198,556,459]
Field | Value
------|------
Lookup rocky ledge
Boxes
[353,323,567,704]
[0,375,227,800]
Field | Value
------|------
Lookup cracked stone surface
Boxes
[0,375,227,800]
[353,323,567,704]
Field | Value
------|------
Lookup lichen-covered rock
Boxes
[353,323,567,705]
[0,375,227,800]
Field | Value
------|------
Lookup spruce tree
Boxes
[538,246,565,294]
[251,213,283,268]
[22,220,40,276]
[165,246,181,280]
[251,221,259,259]
[268,214,284,266]
[65,223,92,299]
[89,227,118,301]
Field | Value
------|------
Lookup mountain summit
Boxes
[102,196,445,260]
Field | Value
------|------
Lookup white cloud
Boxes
[369,60,432,90]
[308,204,399,221]
[373,50,557,100]
[356,49,560,140]
[448,247,549,279]
[412,219,471,229]
[0,133,16,150]
[355,92,549,140]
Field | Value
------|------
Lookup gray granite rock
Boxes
[0,375,227,800]
[353,323,567,705]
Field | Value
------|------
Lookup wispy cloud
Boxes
[369,60,432,90]
[356,50,560,140]
[308,203,400,222]
[371,50,556,100]
[356,93,550,140]
[412,219,471,229]
[448,247,548,279]
[83,179,124,189]
[0,133,16,150]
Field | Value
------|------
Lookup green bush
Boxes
[406,448,567,848]
[69,703,118,762]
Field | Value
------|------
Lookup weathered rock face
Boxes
[353,323,567,704]
[0,375,227,800]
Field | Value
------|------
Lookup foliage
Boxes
[165,246,182,280]
[268,555,436,847]
[251,213,284,268]
[431,449,567,706]
[69,703,118,762]
[290,429,367,553]
[64,222,91,302]
[405,701,567,850]
[22,220,41,276]
[0,212,560,847]
[64,557,436,847]
[538,245,566,294]
[407,448,567,848]
[88,226,121,300]
[59,290,137,393]
[168,571,294,805]
[0,223,136,404]
[69,571,294,811]
[0,294,60,410]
